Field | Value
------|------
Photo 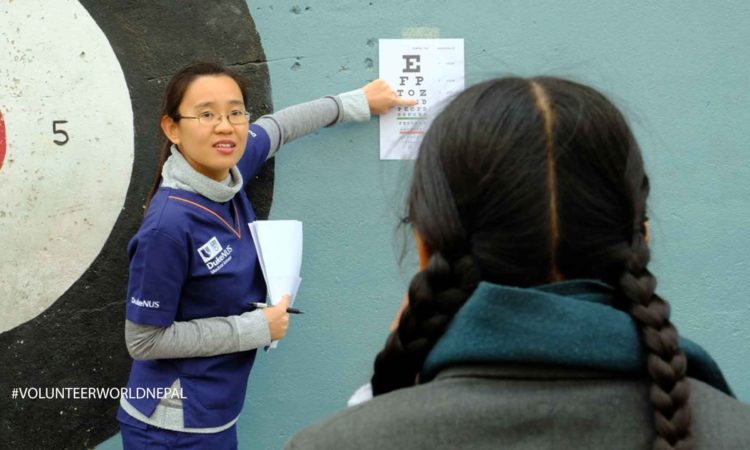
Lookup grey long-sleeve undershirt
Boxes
[260,89,369,160]
[125,312,271,360]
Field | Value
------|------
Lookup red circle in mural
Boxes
[0,110,6,171]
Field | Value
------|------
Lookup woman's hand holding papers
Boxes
[262,295,291,341]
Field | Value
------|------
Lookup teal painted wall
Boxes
[99,1,749,448]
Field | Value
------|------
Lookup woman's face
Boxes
[163,75,249,181]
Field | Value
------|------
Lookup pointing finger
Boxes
[396,97,418,107]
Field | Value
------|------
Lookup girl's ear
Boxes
[415,231,431,270]
[160,115,180,146]
[644,221,650,245]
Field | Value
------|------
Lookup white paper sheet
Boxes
[248,220,303,349]
[379,38,465,160]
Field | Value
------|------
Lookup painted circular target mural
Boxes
[0,1,274,448]
[0,1,134,333]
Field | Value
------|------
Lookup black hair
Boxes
[371,77,692,449]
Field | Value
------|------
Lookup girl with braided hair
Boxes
[286,77,750,450]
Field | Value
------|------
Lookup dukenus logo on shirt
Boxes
[197,236,233,274]
[131,297,160,309]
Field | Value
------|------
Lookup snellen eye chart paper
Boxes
[379,38,464,160]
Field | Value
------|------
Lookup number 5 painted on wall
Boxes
[53,120,69,146]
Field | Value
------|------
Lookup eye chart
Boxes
[379,39,464,160]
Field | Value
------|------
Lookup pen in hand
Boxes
[249,302,304,315]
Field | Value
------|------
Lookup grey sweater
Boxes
[286,365,750,450]
[120,89,371,433]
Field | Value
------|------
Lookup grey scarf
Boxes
[160,145,243,202]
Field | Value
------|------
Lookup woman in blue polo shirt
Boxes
[116,62,412,449]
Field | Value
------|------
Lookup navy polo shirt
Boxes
[122,124,272,428]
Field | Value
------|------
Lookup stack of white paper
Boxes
[248,220,303,348]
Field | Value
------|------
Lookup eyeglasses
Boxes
[175,110,251,126]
